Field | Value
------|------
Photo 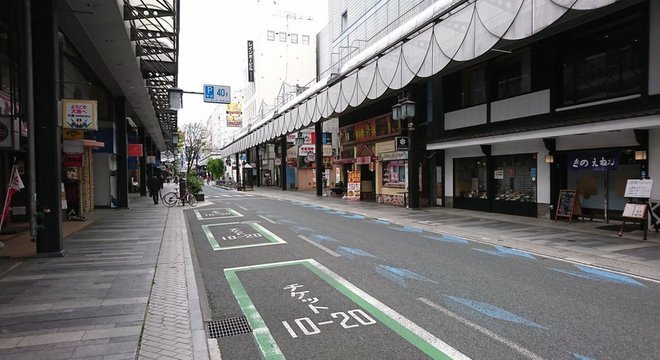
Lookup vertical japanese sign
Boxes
[247,40,255,82]
[567,152,619,171]
[62,99,97,130]
[347,171,361,200]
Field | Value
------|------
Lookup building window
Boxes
[560,12,643,106]
[302,35,310,45]
[454,157,488,199]
[267,30,275,41]
[493,154,537,202]
[341,11,348,33]
[444,65,487,112]
[495,50,531,100]
[290,33,298,44]
[279,32,287,42]
[382,161,406,188]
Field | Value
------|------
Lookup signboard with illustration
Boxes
[226,102,243,127]
[62,99,97,130]
[346,171,361,200]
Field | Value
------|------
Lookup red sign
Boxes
[63,153,83,167]
[128,144,143,157]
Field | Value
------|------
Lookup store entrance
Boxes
[360,164,375,201]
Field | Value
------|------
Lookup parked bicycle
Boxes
[161,187,197,207]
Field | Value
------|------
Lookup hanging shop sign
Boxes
[298,144,315,156]
[63,153,83,167]
[62,99,97,130]
[63,129,84,139]
[395,136,409,151]
[128,144,143,157]
[567,151,619,171]
[62,140,84,153]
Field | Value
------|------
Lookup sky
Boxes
[177,0,328,127]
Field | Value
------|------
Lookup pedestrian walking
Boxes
[148,175,161,205]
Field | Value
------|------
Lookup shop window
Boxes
[495,50,531,100]
[493,154,537,202]
[560,12,643,106]
[382,161,406,188]
[454,157,488,199]
[341,11,348,33]
[443,65,487,112]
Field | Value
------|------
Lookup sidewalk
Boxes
[0,184,209,360]
[1,184,658,360]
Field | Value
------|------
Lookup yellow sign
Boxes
[62,130,84,139]
[226,102,243,127]
[62,99,98,130]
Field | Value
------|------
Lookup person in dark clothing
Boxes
[148,176,161,205]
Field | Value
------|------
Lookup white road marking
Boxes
[258,215,277,224]
[418,297,544,360]
[298,235,341,257]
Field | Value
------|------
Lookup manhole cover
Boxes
[207,316,252,338]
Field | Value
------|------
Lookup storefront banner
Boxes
[63,140,84,153]
[62,99,97,130]
[355,119,376,142]
[568,152,619,171]
[298,144,315,156]
[378,151,408,161]
[63,153,83,167]
[128,144,143,157]
[347,171,361,200]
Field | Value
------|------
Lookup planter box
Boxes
[194,193,205,201]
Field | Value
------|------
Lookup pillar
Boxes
[33,0,62,255]
[280,136,287,191]
[114,97,128,207]
[315,122,323,196]
[139,128,147,196]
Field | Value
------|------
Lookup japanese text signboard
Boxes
[62,99,97,130]
[567,152,619,171]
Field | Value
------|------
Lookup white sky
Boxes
[177,0,328,126]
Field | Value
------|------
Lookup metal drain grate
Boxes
[207,316,252,338]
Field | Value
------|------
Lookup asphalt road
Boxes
[186,186,660,360]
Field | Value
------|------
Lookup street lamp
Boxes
[295,131,305,146]
[168,87,183,110]
[392,96,418,208]
[171,133,179,144]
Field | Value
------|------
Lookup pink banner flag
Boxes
[0,166,25,232]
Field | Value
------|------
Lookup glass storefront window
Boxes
[454,157,488,199]
[493,154,537,202]
[382,161,406,188]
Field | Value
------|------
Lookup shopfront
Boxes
[338,113,401,201]
[453,153,539,217]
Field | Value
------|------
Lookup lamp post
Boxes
[392,97,418,208]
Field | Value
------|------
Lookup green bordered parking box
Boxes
[224,259,468,360]
[195,208,243,221]
[203,222,285,251]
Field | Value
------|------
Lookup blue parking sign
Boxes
[202,84,231,104]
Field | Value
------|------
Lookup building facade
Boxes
[0,0,179,255]
[223,0,660,223]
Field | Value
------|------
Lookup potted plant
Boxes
[186,175,205,201]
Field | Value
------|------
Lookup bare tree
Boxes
[182,122,210,178]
